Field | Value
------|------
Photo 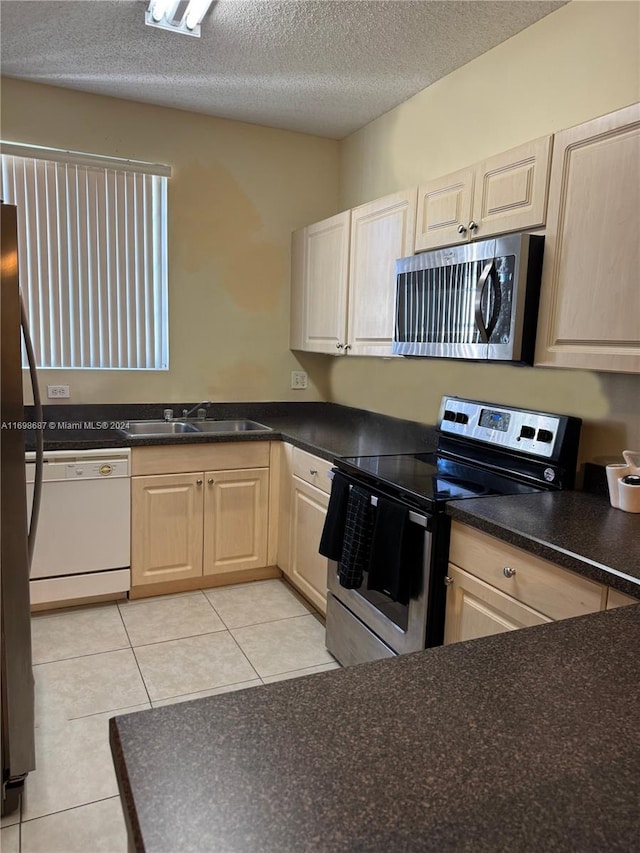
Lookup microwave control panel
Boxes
[438,397,561,459]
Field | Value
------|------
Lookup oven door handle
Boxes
[328,470,429,529]
[370,494,429,528]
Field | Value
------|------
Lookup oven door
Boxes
[326,494,439,665]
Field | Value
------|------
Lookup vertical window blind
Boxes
[0,144,170,369]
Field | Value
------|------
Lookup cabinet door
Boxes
[289,476,330,615]
[535,103,640,373]
[607,588,639,609]
[131,474,203,587]
[347,188,417,356]
[203,468,269,577]
[300,211,351,354]
[276,443,294,576]
[472,135,551,238]
[415,167,474,252]
[444,564,550,645]
[289,227,306,350]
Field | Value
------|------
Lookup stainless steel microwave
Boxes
[392,233,544,363]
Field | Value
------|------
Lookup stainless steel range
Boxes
[323,396,582,666]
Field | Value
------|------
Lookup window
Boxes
[0,142,170,370]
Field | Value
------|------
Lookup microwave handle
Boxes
[474,260,501,343]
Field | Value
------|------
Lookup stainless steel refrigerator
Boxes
[1,201,42,816]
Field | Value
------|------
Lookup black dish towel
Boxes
[338,486,374,589]
[367,498,415,605]
[318,472,350,560]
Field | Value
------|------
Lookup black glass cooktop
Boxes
[336,453,543,509]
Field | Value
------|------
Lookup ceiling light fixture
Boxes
[145,0,214,38]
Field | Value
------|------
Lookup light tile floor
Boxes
[2,579,339,853]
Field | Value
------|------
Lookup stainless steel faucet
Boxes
[182,401,210,420]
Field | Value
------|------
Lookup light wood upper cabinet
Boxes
[290,190,416,356]
[444,521,607,645]
[415,136,552,251]
[535,103,640,373]
[203,468,268,577]
[415,167,474,251]
[347,188,417,356]
[290,211,351,354]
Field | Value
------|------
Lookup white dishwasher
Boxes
[26,448,131,606]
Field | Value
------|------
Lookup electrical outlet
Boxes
[290,370,308,390]
[47,385,70,399]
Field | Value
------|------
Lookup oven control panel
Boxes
[438,397,562,458]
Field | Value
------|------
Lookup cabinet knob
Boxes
[196,479,203,486]
[457,224,467,235]
[503,566,516,578]
[309,469,318,476]
[336,343,344,350]
[444,575,454,586]
[344,344,352,351]
[468,220,478,231]
[208,478,214,485]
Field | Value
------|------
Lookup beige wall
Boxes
[331,0,640,462]
[1,78,338,405]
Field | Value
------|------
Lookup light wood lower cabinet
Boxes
[444,521,607,645]
[132,467,268,587]
[606,588,639,609]
[289,476,330,616]
[278,445,332,615]
[130,443,271,591]
[444,564,551,645]
[203,468,268,577]
[131,473,204,586]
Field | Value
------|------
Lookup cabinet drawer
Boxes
[292,447,333,494]
[444,564,551,645]
[449,521,606,620]
[131,442,271,476]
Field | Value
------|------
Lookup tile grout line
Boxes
[68,701,152,723]
[126,626,228,650]
[151,678,263,706]
[197,588,229,626]
[225,611,317,630]
[117,589,206,608]
[114,604,153,708]
[225,629,262,683]
[20,794,121,826]
[32,643,132,668]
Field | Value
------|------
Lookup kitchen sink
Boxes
[117,419,272,437]
[193,420,272,433]
[118,420,199,436]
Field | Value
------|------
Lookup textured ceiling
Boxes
[0,0,566,139]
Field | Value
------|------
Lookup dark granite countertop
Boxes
[23,402,437,459]
[110,604,640,853]
[447,491,640,598]
[23,401,639,597]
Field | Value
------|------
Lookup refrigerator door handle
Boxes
[20,293,43,569]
